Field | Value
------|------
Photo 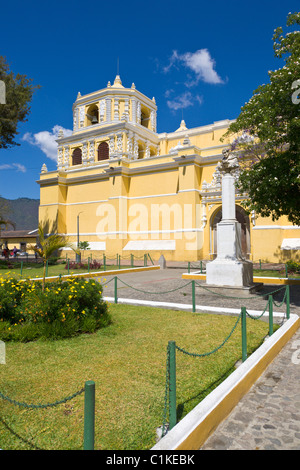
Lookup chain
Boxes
[175,313,242,358]
[245,298,269,320]
[116,277,193,295]
[273,286,288,307]
[0,387,84,409]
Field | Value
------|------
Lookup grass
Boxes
[0,262,134,280]
[253,269,300,278]
[0,303,272,450]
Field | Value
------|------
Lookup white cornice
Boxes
[73,86,157,111]
[158,119,236,140]
[57,121,159,145]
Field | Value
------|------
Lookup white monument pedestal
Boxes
[206,219,253,288]
[206,169,258,292]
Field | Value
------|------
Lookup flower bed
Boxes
[0,276,110,342]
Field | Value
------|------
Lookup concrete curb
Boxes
[151,313,300,450]
[182,272,300,285]
[24,265,160,282]
[103,297,286,318]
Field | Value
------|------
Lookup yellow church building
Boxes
[37,75,300,263]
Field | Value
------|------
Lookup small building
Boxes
[0,229,38,255]
[37,75,300,263]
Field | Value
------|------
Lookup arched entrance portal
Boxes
[210,205,250,259]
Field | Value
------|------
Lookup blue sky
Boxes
[0,0,299,200]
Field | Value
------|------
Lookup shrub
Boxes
[286,260,300,274]
[0,276,111,342]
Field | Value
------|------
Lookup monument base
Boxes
[206,258,254,289]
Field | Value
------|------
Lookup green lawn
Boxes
[0,262,132,280]
[0,303,271,450]
[253,269,300,278]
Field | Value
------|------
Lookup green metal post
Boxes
[241,307,247,362]
[118,254,121,270]
[144,253,147,266]
[188,261,190,273]
[286,285,290,319]
[83,380,95,450]
[114,276,118,304]
[67,258,70,275]
[285,264,288,278]
[200,261,203,273]
[259,259,262,270]
[131,254,134,268]
[192,280,196,313]
[168,341,177,430]
[148,253,154,265]
[268,295,273,336]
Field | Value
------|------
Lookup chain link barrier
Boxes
[175,313,242,358]
[116,277,193,295]
[0,387,84,409]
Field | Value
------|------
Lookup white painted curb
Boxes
[103,297,286,318]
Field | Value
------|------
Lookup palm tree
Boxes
[29,223,78,291]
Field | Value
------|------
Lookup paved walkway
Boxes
[99,267,300,450]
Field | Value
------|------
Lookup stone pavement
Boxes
[99,267,300,450]
[201,327,300,450]
[100,267,299,318]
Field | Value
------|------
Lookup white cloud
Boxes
[165,49,224,85]
[22,125,72,161]
[0,163,26,173]
[167,91,203,111]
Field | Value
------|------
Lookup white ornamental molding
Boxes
[64,147,70,168]
[136,101,141,124]
[88,140,95,163]
[99,99,106,122]
[150,110,156,132]
[114,97,119,121]
[79,107,85,127]
[73,108,78,131]
[116,133,123,153]
[133,137,139,159]
[127,132,134,158]
[82,142,88,164]
[57,146,63,169]
[109,135,115,158]
[145,140,150,158]
[105,97,112,122]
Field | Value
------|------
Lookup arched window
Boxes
[98,142,109,161]
[72,148,82,165]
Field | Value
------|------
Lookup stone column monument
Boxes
[206,149,254,289]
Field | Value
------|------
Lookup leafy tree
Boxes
[0,56,39,149]
[29,223,78,292]
[223,12,300,225]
